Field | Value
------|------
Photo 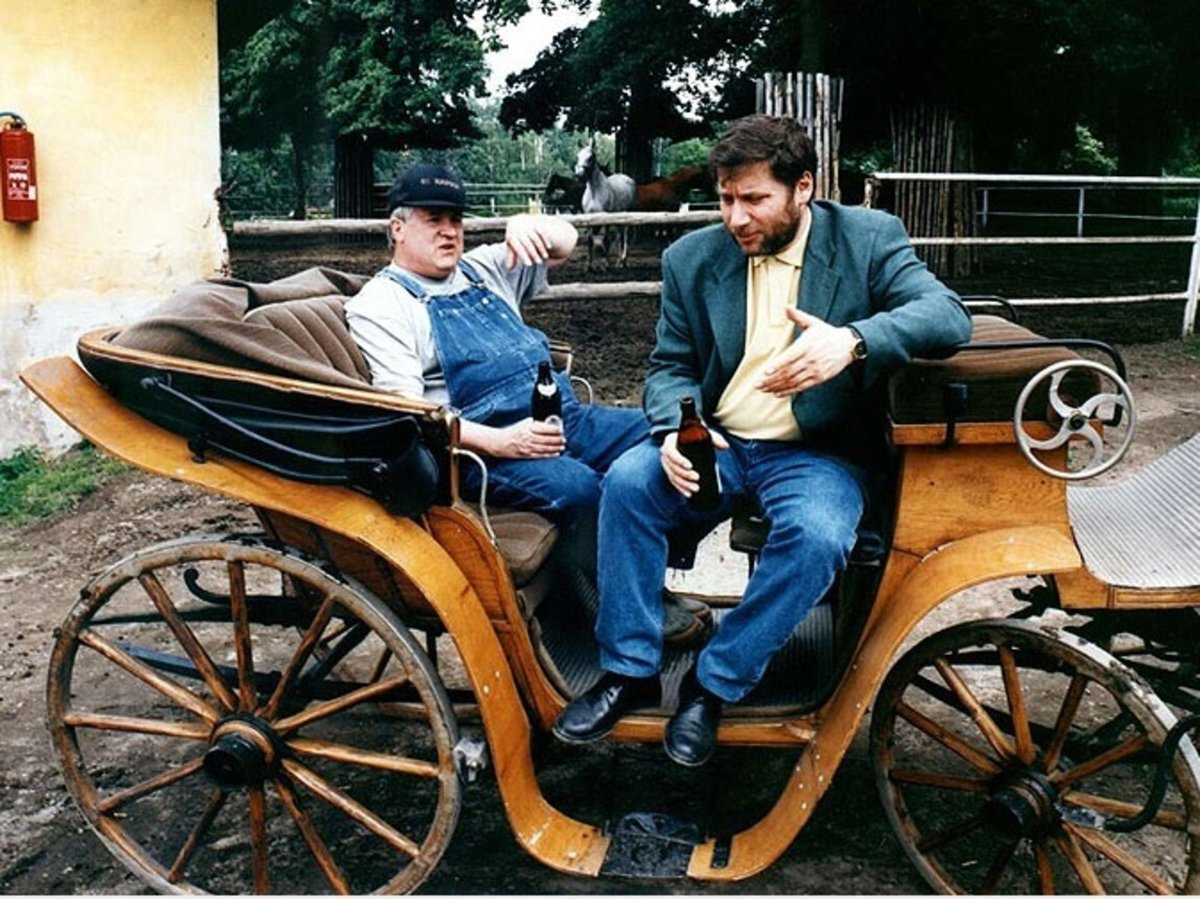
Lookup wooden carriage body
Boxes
[18,271,1200,894]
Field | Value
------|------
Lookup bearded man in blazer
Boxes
[553,115,973,766]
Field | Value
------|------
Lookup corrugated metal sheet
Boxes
[1068,433,1200,588]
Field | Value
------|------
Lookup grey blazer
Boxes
[643,200,973,460]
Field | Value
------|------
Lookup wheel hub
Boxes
[984,768,1060,839]
[203,714,282,790]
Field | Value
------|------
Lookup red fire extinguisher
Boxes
[1,112,38,223]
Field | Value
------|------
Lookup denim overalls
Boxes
[381,259,572,425]
[378,259,648,523]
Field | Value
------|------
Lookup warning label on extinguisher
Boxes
[5,159,35,200]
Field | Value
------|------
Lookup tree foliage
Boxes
[801,0,1200,174]
[499,0,742,178]
[220,0,531,216]
[378,101,597,184]
[500,0,1200,178]
[220,0,1200,216]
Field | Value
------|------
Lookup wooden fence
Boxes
[233,178,1200,337]
[232,209,721,239]
[230,210,719,303]
[755,71,843,201]
[888,105,976,278]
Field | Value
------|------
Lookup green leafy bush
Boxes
[0,443,126,525]
[1057,124,1118,176]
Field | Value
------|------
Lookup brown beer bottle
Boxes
[531,360,563,424]
[677,397,720,511]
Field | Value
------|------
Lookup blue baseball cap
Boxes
[387,164,467,211]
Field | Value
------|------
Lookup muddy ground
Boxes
[1,231,1198,894]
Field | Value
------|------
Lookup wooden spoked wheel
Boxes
[47,535,462,894]
[871,619,1200,894]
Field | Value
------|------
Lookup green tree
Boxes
[792,0,1200,176]
[375,100,595,213]
[499,0,740,180]
[220,0,529,218]
[501,0,1200,183]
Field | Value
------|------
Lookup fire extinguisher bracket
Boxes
[1,111,39,224]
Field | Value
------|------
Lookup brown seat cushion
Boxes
[243,296,371,382]
[889,315,1098,424]
[476,506,559,587]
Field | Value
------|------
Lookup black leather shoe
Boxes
[664,672,723,767]
[662,590,713,647]
[553,672,660,745]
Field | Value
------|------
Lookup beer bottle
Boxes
[677,397,720,511]
[531,360,562,425]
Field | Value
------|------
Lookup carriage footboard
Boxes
[1066,431,1200,600]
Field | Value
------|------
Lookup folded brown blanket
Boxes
[110,266,376,389]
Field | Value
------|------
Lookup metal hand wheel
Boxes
[1014,359,1136,480]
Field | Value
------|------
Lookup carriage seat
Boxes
[888,314,1100,427]
[671,314,1097,570]
[91,267,564,591]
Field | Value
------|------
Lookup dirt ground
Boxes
[1,233,1198,894]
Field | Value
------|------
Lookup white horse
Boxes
[574,144,636,268]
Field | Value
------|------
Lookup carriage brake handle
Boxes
[1096,713,1200,833]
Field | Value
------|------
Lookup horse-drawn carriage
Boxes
[19,268,1200,894]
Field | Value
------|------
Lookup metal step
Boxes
[599,811,703,878]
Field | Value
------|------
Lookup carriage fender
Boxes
[688,524,1083,881]
[868,524,1084,649]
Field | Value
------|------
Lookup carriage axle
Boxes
[983,769,1059,839]
[203,714,283,790]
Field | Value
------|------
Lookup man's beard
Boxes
[752,216,801,256]
[743,200,804,256]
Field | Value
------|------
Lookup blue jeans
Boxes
[460,403,649,523]
[380,262,649,526]
[595,437,867,702]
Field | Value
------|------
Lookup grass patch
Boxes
[0,442,127,525]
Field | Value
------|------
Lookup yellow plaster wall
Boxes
[1,0,226,452]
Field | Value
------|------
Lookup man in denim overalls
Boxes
[346,164,710,641]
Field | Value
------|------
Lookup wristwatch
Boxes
[847,325,867,361]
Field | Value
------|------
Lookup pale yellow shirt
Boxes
[714,213,811,440]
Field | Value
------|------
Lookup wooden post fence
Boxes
[755,72,844,201]
[888,104,977,278]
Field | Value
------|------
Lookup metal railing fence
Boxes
[865,173,1200,337]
